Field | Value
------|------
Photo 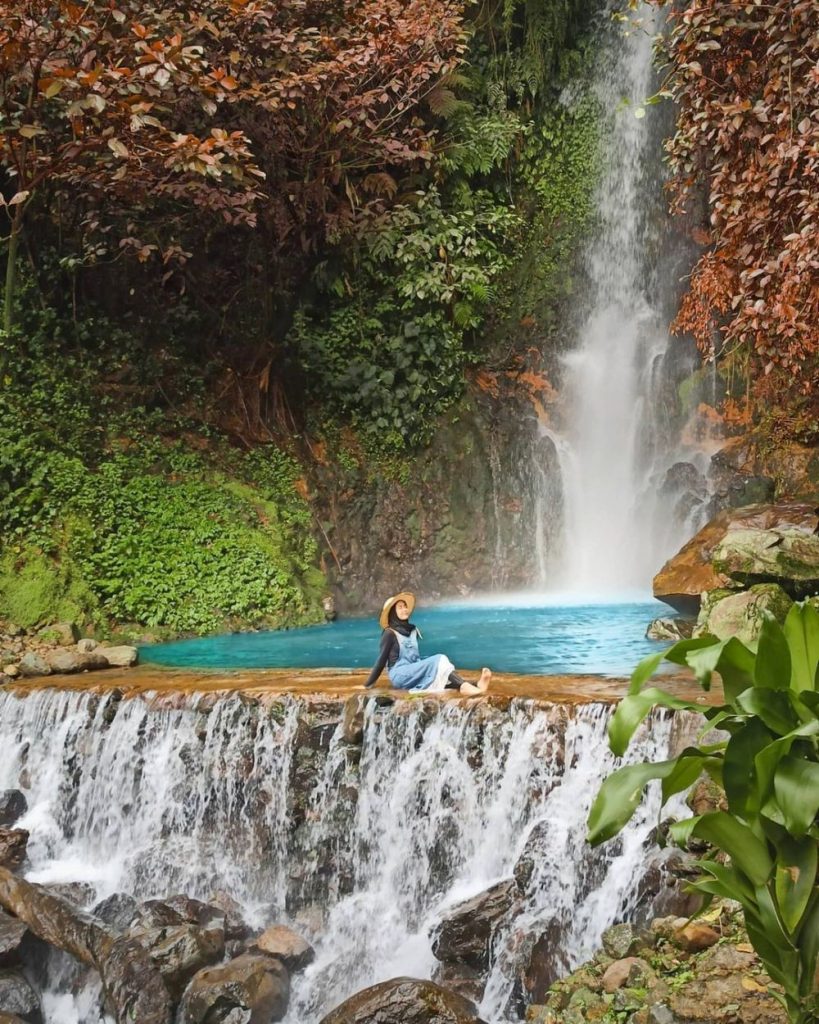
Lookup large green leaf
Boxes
[628,650,665,695]
[696,858,757,906]
[723,718,773,819]
[775,833,817,933]
[689,812,773,887]
[735,687,799,736]
[661,749,720,802]
[663,634,722,668]
[608,688,700,758]
[685,637,755,701]
[755,614,792,690]
[587,758,679,845]
[784,602,819,694]
[796,895,819,997]
[755,720,819,805]
[773,756,819,837]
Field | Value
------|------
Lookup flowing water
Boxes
[536,8,714,591]
[0,687,692,1023]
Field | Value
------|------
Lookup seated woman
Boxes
[364,591,491,694]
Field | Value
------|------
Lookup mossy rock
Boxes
[694,584,793,645]
[712,527,819,598]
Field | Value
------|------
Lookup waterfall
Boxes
[0,687,693,1023]
[547,7,710,592]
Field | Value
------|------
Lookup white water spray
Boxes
[0,688,693,1023]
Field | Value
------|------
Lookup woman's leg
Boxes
[448,668,492,695]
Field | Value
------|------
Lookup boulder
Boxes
[130,921,224,1001]
[695,584,793,645]
[76,639,98,653]
[0,970,41,1024]
[713,528,819,597]
[177,953,289,1024]
[92,893,138,932]
[653,502,818,613]
[432,880,518,971]
[99,645,138,668]
[0,912,26,967]
[16,655,50,679]
[252,924,314,972]
[207,891,253,941]
[43,649,108,675]
[0,796,26,831]
[36,622,78,646]
[319,977,486,1024]
[0,834,27,873]
[645,618,694,642]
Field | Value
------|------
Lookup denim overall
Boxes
[387,628,451,692]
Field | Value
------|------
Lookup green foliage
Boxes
[293,187,518,452]
[588,604,819,1024]
[0,309,325,634]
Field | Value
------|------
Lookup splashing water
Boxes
[0,687,693,1023]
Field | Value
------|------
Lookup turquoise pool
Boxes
[140,596,679,676]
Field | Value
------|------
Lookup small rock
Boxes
[673,922,720,952]
[99,645,138,668]
[602,923,639,959]
[0,793,26,829]
[253,925,314,972]
[4,626,23,638]
[0,969,41,1023]
[602,957,650,994]
[76,639,98,653]
[2,667,19,680]
[646,618,694,642]
[0,831,27,872]
[647,1006,679,1024]
[0,911,27,967]
[16,654,50,679]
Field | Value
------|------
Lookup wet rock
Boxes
[645,618,693,642]
[0,969,41,1023]
[0,832,27,872]
[207,891,253,941]
[99,645,138,668]
[432,880,518,971]
[319,977,486,1024]
[163,895,226,934]
[0,912,27,967]
[130,921,224,1002]
[341,695,366,745]
[0,795,26,830]
[695,583,793,645]
[44,883,96,909]
[602,923,639,959]
[178,952,289,1024]
[252,924,314,972]
[43,649,108,675]
[432,961,486,1005]
[16,655,50,679]
[0,1014,27,1023]
[92,893,137,932]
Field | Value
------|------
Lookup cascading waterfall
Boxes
[547,7,711,592]
[0,687,693,1023]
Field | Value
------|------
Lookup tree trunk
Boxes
[0,867,172,1024]
[3,212,21,337]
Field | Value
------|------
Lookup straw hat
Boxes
[379,591,416,629]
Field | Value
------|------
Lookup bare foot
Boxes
[478,667,492,692]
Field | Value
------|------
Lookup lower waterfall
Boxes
[0,687,691,1022]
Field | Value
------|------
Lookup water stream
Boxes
[0,687,692,1022]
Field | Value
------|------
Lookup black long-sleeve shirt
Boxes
[364,628,400,688]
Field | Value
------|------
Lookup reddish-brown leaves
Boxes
[652,0,819,412]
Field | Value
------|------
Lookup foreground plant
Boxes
[588,602,819,1024]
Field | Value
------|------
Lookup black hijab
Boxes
[387,605,415,637]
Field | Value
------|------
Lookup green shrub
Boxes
[588,604,819,1024]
